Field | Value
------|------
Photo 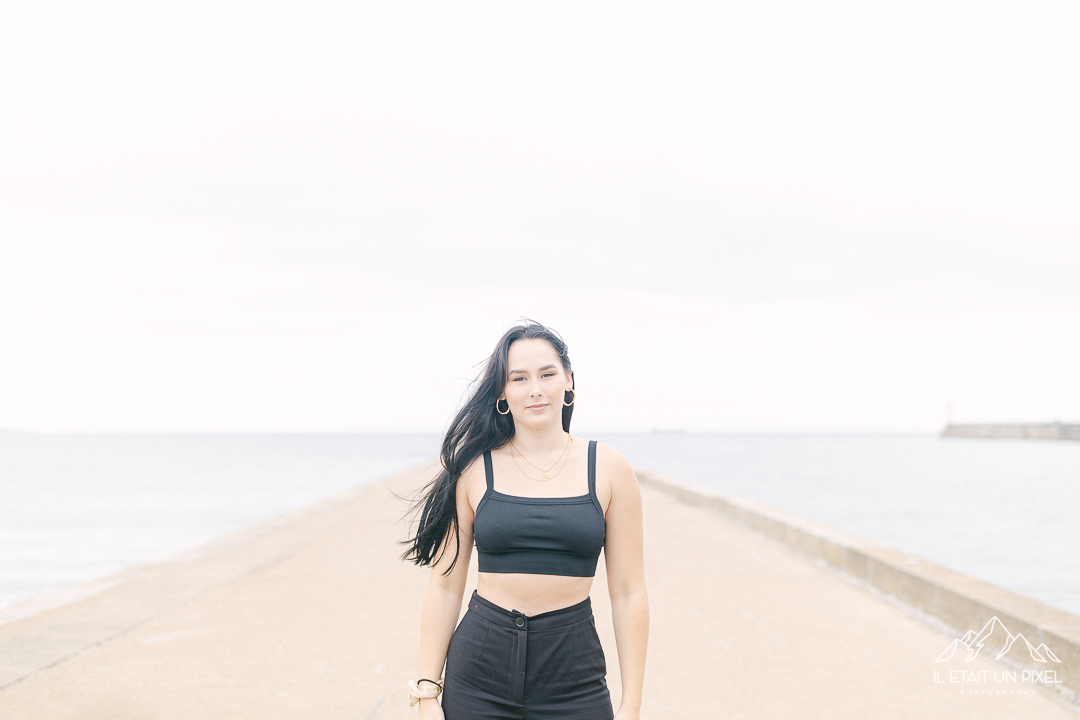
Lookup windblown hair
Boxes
[401,321,574,573]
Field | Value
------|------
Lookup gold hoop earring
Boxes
[563,388,575,407]
[496,398,511,415]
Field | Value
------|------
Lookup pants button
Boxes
[515,617,525,627]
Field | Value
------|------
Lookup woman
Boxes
[402,322,649,720]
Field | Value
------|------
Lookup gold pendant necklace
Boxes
[511,433,571,478]
[510,436,574,482]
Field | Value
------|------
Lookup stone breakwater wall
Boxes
[635,469,1080,707]
[943,423,1080,441]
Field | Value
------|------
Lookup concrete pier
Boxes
[636,470,1080,708]
[0,462,1076,719]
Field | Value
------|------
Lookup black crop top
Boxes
[472,440,606,577]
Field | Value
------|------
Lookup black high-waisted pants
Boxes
[441,591,614,720]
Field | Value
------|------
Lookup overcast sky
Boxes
[1,1,1078,433]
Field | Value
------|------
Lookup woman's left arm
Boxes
[601,445,649,720]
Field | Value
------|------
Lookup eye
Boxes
[542,372,555,378]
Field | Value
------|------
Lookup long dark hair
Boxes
[401,321,574,572]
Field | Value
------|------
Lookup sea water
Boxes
[0,433,440,611]
[1,432,1077,616]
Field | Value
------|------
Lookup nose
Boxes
[529,378,543,398]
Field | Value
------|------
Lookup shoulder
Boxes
[592,441,637,489]
[459,450,486,479]
[590,441,640,518]
[456,452,489,510]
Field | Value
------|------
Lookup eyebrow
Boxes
[508,364,559,374]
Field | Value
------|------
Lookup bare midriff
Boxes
[477,572,594,616]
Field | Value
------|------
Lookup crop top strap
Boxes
[482,450,494,492]
[588,440,604,519]
[474,450,495,519]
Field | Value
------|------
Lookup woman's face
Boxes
[500,338,572,431]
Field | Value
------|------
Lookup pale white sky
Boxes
[1,1,1078,433]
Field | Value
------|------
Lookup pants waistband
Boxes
[468,590,593,630]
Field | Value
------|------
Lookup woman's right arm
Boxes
[416,462,478,719]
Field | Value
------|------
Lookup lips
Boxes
[527,404,548,410]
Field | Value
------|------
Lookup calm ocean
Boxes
[1,432,1077,616]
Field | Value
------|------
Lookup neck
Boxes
[511,423,568,455]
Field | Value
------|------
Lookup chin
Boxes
[517,413,560,430]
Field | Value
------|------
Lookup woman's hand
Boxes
[614,707,640,720]
[417,697,444,720]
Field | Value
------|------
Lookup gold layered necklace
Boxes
[510,434,573,482]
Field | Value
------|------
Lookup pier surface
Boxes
[0,463,1075,719]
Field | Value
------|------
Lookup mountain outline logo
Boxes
[935,616,1061,664]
